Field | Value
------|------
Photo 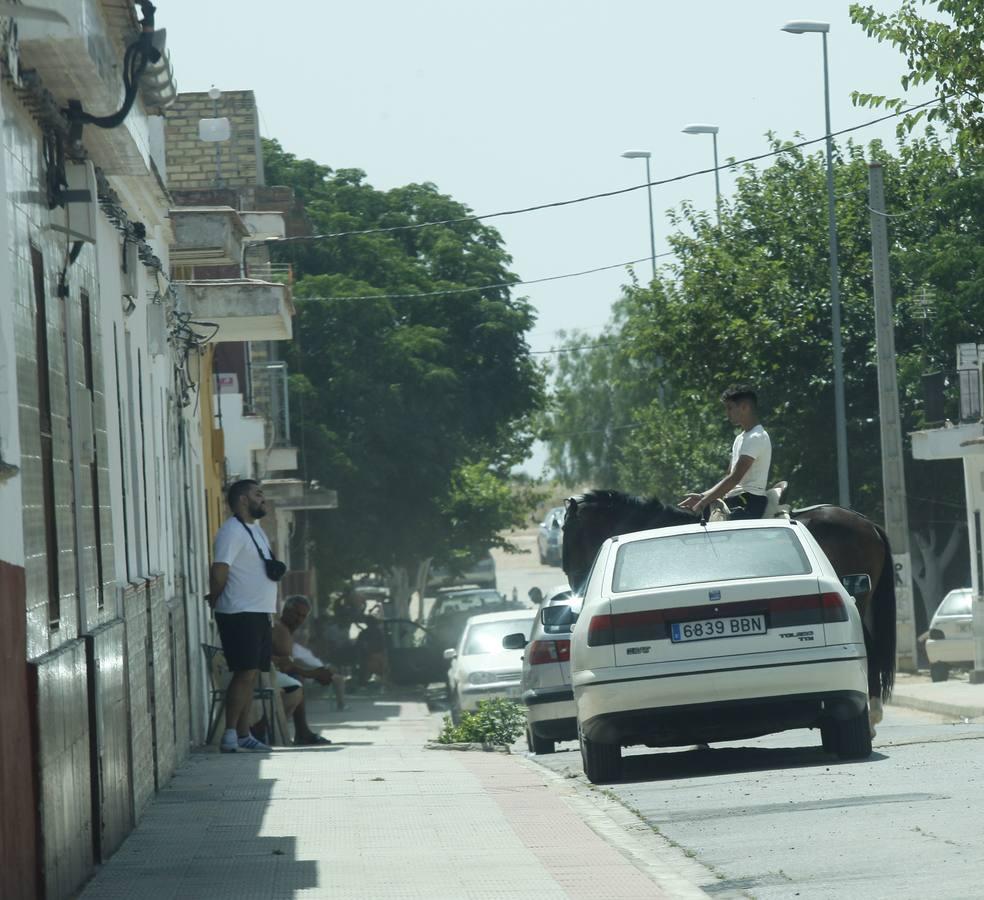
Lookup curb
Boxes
[889,692,984,720]
[517,755,735,899]
[424,740,511,752]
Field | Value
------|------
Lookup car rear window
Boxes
[542,601,579,635]
[463,618,532,655]
[612,527,813,592]
[938,590,972,616]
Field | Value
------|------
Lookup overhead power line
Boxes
[291,252,673,303]
[251,97,944,248]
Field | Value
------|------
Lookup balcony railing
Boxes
[250,361,291,447]
[246,262,293,286]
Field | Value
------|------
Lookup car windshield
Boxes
[612,527,813,592]
[463,619,532,655]
[938,590,972,617]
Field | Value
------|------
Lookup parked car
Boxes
[445,609,537,722]
[503,584,578,754]
[425,588,525,656]
[427,552,497,592]
[926,587,973,682]
[570,519,871,783]
[537,506,566,566]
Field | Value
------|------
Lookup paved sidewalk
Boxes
[77,690,707,899]
[890,671,984,720]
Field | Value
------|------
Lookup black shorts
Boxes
[215,612,272,672]
[725,492,768,520]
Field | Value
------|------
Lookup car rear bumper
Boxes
[574,645,868,745]
[926,638,973,665]
[579,689,867,746]
[530,715,578,741]
[524,690,576,729]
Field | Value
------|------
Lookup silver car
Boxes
[926,588,973,681]
[503,584,579,754]
[537,506,566,566]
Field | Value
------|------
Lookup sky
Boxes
[162,1,936,474]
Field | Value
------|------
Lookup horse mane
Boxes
[573,489,696,526]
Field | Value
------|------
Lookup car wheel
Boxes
[834,705,873,760]
[819,720,837,754]
[930,662,949,683]
[529,727,556,755]
[579,724,621,783]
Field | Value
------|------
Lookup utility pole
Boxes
[868,162,917,672]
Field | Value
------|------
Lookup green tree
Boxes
[851,1,984,149]
[265,140,545,614]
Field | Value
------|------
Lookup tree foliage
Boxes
[263,140,545,597]
[850,1,984,149]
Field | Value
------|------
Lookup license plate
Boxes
[671,615,767,643]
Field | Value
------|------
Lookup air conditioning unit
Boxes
[48,160,98,243]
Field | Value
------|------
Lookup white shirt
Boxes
[213,516,278,614]
[291,641,324,668]
[726,424,772,497]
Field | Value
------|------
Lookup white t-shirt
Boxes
[726,424,772,497]
[213,516,278,614]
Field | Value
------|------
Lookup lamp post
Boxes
[621,150,657,281]
[682,124,721,227]
[782,19,849,509]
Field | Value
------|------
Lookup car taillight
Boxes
[528,639,571,665]
[587,614,614,647]
[820,592,848,623]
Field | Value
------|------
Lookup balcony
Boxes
[169,207,248,267]
[174,279,292,342]
[240,211,286,242]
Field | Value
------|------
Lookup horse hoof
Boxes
[869,697,884,726]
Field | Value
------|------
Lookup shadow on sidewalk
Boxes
[80,751,320,898]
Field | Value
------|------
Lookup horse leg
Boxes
[862,622,883,736]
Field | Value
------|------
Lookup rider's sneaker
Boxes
[219,729,238,753]
[237,733,271,752]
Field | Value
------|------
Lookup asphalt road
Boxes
[494,534,984,898]
[530,705,984,899]
[490,528,570,606]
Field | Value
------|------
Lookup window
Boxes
[32,246,60,627]
[80,291,104,609]
[938,590,972,617]
[613,527,813,593]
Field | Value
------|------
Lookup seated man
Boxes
[272,595,336,745]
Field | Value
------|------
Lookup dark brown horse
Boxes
[562,490,896,712]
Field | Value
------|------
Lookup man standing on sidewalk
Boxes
[207,479,284,753]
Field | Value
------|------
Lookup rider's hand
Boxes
[678,493,705,512]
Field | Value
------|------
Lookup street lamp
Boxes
[782,19,850,509]
[681,124,721,226]
[621,150,657,281]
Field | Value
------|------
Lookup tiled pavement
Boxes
[77,691,707,899]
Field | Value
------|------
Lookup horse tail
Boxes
[871,523,897,701]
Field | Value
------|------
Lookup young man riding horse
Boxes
[678,384,772,521]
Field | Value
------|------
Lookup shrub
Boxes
[437,698,526,745]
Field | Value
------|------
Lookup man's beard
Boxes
[249,502,267,519]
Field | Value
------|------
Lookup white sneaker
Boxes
[219,730,238,753]
[237,734,271,752]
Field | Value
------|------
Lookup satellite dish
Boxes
[0,4,70,24]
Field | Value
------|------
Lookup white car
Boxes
[503,585,579,754]
[925,588,973,681]
[570,519,871,783]
[446,609,537,721]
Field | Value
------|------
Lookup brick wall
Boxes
[166,90,262,190]
[148,575,176,784]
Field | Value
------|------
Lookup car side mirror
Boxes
[541,605,577,627]
[501,632,527,650]
[841,574,871,598]
[443,648,457,661]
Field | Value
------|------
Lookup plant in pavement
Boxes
[436,698,526,745]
